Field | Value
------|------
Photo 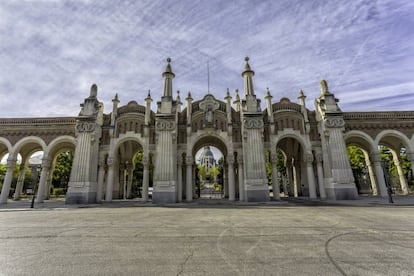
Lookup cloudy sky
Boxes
[0,0,413,117]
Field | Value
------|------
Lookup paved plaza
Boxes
[0,197,413,276]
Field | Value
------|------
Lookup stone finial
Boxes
[90,84,97,97]
[186,91,193,101]
[226,88,230,97]
[265,87,272,99]
[244,56,251,71]
[298,89,306,99]
[235,89,240,100]
[320,80,329,95]
[176,90,181,101]
[112,93,119,103]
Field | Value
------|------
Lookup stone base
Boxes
[152,191,176,204]
[65,181,97,204]
[66,192,97,204]
[325,184,358,200]
[245,189,270,202]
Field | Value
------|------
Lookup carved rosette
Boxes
[76,121,96,132]
[155,120,176,131]
[243,118,264,129]
[324,117,345,128]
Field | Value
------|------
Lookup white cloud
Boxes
[0,0,413,117]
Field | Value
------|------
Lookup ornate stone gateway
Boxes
[1,58,413,204]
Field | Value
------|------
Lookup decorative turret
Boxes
[298,90,310,133]
[176,90,182,113]
[264,88,273,122]
[186,92,193,126]
[224,88,232,124]
[79,84,101,117]
[162,58,175,100]
[233,89,240,112]
[145,90,152,125]
[241,57,255,96]
[241,57,261,112]
[111,93,119,126]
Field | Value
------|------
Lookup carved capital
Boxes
[156,120,176,131]
[142,156,150,166]
[243,118,264,129]
[324,117,345,128]
[227,155,235,164]
[107,157,115,166]
[315,152,323,163]
[237,154,244,164]
[185,156,193,165]
[6,158,17,169]
[305,153,314,163]
[270,154,278,164]
[76,121,96,132]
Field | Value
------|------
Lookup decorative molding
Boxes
[324,117,345,128]
[156,120,175,130]
[76,122,95,132]
[243,118,264,129]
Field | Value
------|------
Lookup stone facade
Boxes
[1,58,414,204]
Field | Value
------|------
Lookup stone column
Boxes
[96,157,106,203]
[270,152,280,200]
[126,163,133,199]
[105,157,115,202]
[292,159,299,198]
[44,164,54,200]
[185,156,193,202]
[305,153,317,199]
[36,159,51,203]
[363,151,378,196]
[177,156,183,202]
[392,153,409,195]
[142,156,150,201]
[237,155,245,201]
[223,165,228,198]
[0,158,17,204]
[13,162,26,200]
[315,151,327,199]
[371,153,388,197]
[285,162,292,196]
[227,155,235,201]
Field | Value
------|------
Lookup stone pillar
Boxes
[44,164,54,199]
[96,157,106,203]
[13,162,26,200]
[126,163,133,199]
[223,165,228,198]
[286,162,292,196]
[185,156,193,202]
[371,153,388,197]
[227,155,235,201]
[270,152,280,200]
[363,151,378,196]
[36,159,51,203]
[0,158,17,204]
[305,153,317,199]
[315,151,327,199]
[292,160,298,198]
[142,156,150,201]
[177,156,183,202]
[392,153,409,195]
[237,155,245,201]
[105,157,115,202]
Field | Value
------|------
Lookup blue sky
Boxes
[0,0,413,117]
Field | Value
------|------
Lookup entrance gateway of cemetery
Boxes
[1,58,413,204]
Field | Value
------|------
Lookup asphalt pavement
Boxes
[0,196,413,276]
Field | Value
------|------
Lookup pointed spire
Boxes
[162,58,175,99]
[298,89,306,99]
[241,57,255,96]
[145,90,152,102]
[265,87,272,100]
[176,90,181,102]
[112,93,119,103]
[235,89,240,101]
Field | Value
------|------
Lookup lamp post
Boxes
[30,165,41,208]
[381,158,394,204]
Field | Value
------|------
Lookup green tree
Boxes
[52,151,73,190]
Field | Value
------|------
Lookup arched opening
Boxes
[195,146,224,199]
[276,136,311,198]
[347,146,375,195]
[378,132,412,195]
[185,135,234,201]
[109,139,153,200]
